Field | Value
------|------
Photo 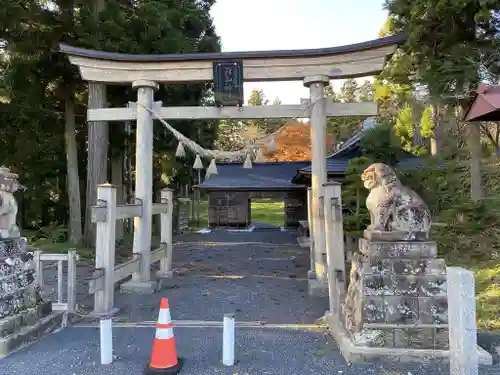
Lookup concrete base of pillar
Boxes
[157,270,174,279]
[87,307,120,318]
[157,271,175,289]
[120,280,158,295]
[308,278,328,297]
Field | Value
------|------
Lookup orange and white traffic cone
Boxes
[144,298,183,375]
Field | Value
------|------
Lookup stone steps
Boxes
[0,302,65,358]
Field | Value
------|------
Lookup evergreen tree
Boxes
[420,106,434,138]
[247,88,269,132]
[267,97,287,133]
[0,0,221,243]
[358,80,374,102]
[339,79,359,102]
[394,104,413,151]
[385,0,500,200]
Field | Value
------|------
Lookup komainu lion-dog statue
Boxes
[0,167,23,239]
[360,163,431,241]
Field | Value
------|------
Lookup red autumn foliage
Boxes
[263,121,334,161]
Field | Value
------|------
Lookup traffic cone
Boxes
[144,298,183,375]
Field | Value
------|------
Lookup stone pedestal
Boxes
[343,238,448,350]
[0,237,63,358]
[326,163,492,364]
[327,237,492,364]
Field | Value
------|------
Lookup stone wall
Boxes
[0,237,54,357]
[342,238,449,350]
[0,238,46,318]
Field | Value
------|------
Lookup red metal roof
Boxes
[463,83,500,121]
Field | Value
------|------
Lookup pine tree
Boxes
[358,80,374,102]
[339,79,359,102]
[394,104,413,151]
[247,88,269,132]
[420,106,434,138]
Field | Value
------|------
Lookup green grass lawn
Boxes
[471,261,500,331]
[189,199,285,229]
[250,199,285,226]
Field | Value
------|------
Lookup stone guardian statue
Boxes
[360,163,431,241]
[0,166,24,239]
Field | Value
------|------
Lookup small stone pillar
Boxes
[323,182,346,314]
[306,187,315,278]
[304,75,329,295]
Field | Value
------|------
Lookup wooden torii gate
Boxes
[60,34,404,295]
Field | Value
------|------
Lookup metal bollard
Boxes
[222,313,235,366]
[100,316,113,365]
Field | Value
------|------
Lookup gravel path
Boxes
[113,229,328,323]
[2,228,498,375]
[1,326,498,375]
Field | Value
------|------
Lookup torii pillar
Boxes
[304,74,329,297]
[121,79,159,294]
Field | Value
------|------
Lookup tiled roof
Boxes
[197,161,309,190]
[297,156,425,175]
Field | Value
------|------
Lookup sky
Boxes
[210,0,389,104]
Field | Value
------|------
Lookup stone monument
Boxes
[0,167,59,358]
[327,163,490,363]
[342,162,449,352]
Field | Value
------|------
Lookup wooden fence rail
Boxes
[88,184,174,316]
[33,249,78,313]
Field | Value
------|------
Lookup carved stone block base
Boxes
[120,280,158,295]
[359,239,437,259]
[364,229,428,242]
[342,238,451,354]
[326,312,493,364]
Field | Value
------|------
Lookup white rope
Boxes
[137,101,314,161]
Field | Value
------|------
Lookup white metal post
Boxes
[222,313,235,366]
[100,317,113,365]
[67,249,77,313]
[94,183,117,315]
[158,188,174,278]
